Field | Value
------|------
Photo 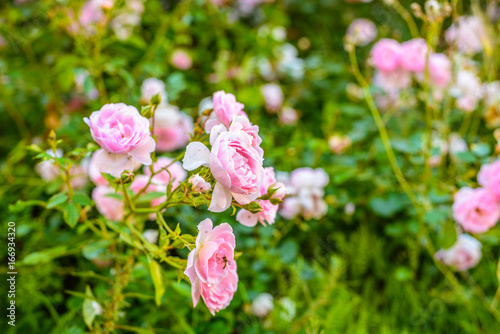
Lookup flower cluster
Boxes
[279,167,329,220]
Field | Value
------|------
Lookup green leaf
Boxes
[64,203,79,228]
[47,192,68,209]
[455,151,476,163]
[471,143,491,157]
[73,192,93,206]
[22,246,67,265]
[9,200,45,213]
[82,285,97,330]
[149,258,165,306]
[369,194,407,218]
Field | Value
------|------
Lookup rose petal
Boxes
[236,209,259,227]
[129,137,156,165]
[208,182,233,212]
[93,150,137,177]
[183,142,211,171]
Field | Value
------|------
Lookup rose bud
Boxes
[188,174,211,193]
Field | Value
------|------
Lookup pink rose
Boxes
[92,186,125,221]
[346,18,377,46]
[452,187,500,233]
[171,50,193,70]
[184,219,238,315]
[79,0,105,28]
[279,106,299,125]
[130,175,166,208]
[35,149,62,181]
[183,120,264,212]
[280,168,329,220]
[236,167,285,227]
[478,160,500,202]
[371,38,402,72]
[141,78,167,104]
[446,16,486,55]
[189,174,212,193]
[84,103,156,177]
[88,149,109,186]
[373,69,411,93]
[261,83,284,112]
[205,91,246,133]
[435,234,482,271]
[399,38,429,72]
[144,157,187,189]
[153,104,193,152]
[428,53,451,87]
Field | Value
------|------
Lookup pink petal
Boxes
[236,209,259,227]
[93,150,138,177]
[208,182,233,212]
[129,137,156,165]
[183,142,210,171]
[232,192,258,205]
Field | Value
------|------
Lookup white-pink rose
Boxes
[346,18,377,46]
[399,38,428,72]
[261,83,284,112]
[141,77,167,104]
[428,53,451,88]
[84,103,156,177]
[435,234,482,271]
[205,91,246,133]
[153,104,193,152]
[171,50,193,70]
[446,16,487,55]
[452,187,500,234]
[184,219,238,315]
[189,174,212,193]
[478,160,500,203]
[371,38,402,72]
[92,186,125,221]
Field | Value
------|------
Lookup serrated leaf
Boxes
[47,192,68,209]
[64,203,79,228]
[149,259,165,306]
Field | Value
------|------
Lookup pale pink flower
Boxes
[428,53,452,88]
[183,120,264,213]
[143,229,159,244]
[144,157,187,189]
[435,234,482,271]
[69,164,88,190]
[238,0,263,15]
[184,219,238,315]
[346,19,377,46]
[478,160,500,202]
[189,174,212,193]
[261,83,284,112]
[452,187,500,233]
[371,38,402,72]
[280,168,329,220]
[251,293,274,318]
[130,174,166,208]
[205,91,246,133]
[446,16,487,55]
[35,149,62,181]
[153,104,193,152]
[92,186,125,221]
[236,167,285,227]
[399,38,428,72]
[88,149,109,186]
[141,78,167,104]
[451,70,482,112]
[79,0,105,31]
[328,135,352,155]
[279,106,299,125]
[84,103,155,177]
[171,50,193,70]
[373,69,411,93]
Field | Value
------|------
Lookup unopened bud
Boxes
[270,182,287,201]
[141,105,153,118]
[120,170,135,184]
[243,201,263,214]
[151,93,161,106]
[188,174,211,193]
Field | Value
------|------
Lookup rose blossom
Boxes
[373,69,411,93]
[171,50,193,70]
[79,0,105,30]
[477,160,500,202]
[435,234,482,271]
[280,167,329,220]
[371,39,402,72]
[279,106,299,125]
[446,16,487,55]
[35,149,63,181]
[153,104,193,152]
[141,77,167,104]
[184,219,238,315]
[144,157,187,189]
[84,103,156,177]
[451,70,483,112]
[452,187,500,233]
[346,19,377,46]
[183,119,264,212]
[428,53,452,88]
[189,174,212,193]
[399,38,429,72]
[204,91,246,133]
[261,83,284,112]
[92,186,125,221]
[236,167,285,227]
[252,293,274,318]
